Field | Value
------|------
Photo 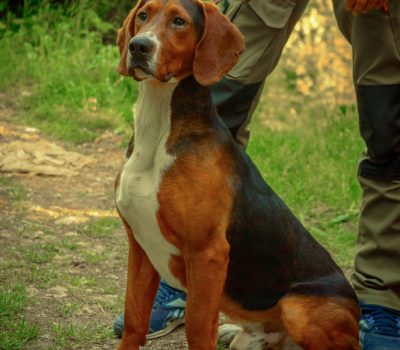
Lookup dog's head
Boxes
[117,0,244,86]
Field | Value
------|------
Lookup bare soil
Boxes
[0,118,188,349]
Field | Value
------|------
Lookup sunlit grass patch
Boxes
[79,217,121,238]
[70,276,98,288]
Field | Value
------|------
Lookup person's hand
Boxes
[345,0,388,14]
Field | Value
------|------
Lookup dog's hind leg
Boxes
[218,323,243,347]
[279,295,360,350]
[219,323,286,350]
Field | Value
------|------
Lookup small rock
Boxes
[93,244,105,252]
[26,287,39,297]
[55,216,89,225]
[33,230,44,239]
[46,286,68,298]
[21,90,32,97]
[64,231,78,237]
[76,305,96,316]
[25,126,38,133]
[94,294,118,304]
[71,260,87,268]
[53,254,67,261]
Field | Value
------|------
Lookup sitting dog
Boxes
[114,0,360,349]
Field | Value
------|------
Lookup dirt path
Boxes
[0,119,188,349]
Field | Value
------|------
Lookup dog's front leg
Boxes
[117,232,160,350]
[185,239,229,350]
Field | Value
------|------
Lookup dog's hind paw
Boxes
[218,324,243,346]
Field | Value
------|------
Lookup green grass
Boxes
[79,217,121,238]
[60,239,80,251]
[0,1,137,143]
[83,251,103,264]
[57,302,80,318]
[0,176,28,202]
[24,242,58,265]
[28,265,61,288]
[217,343,228,350]
[70,276,98,288]
[0,285,39,350]
[249,108,361,212]
[52,322,113,349]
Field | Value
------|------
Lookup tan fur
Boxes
[193,2,245,85]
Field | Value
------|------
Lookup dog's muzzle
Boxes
[128,36,155,76]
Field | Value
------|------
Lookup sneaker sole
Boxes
[146,318,186,340]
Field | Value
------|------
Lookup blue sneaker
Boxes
[113,280,186,339]
[359,302,400,350]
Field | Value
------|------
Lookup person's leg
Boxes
[214,0,309,148]
[114,0,310,339]
[333,1,400,348]
[114,280,186,339]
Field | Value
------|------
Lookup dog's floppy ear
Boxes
[193,2,245,86]
[117,1,145,76]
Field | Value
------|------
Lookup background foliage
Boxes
[0,0,137,142]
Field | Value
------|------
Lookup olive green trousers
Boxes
[333,0,400,310]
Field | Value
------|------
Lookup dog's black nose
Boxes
[129,37,155,56]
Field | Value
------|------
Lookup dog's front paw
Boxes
[117,336,143,350]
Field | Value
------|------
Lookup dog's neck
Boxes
[130,76,216,167]
[169,76,213,121]
[132,79,178,170]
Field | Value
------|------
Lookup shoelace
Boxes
[153,281,183,308]
[361,304,400,336]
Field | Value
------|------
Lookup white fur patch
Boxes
[219,323,286,350]
[116,80,184,291]
[218,324,242,346]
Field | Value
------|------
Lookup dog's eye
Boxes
[172,17,186,27]
[137,12,147,22]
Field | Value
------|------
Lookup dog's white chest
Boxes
[116,81,184,290]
